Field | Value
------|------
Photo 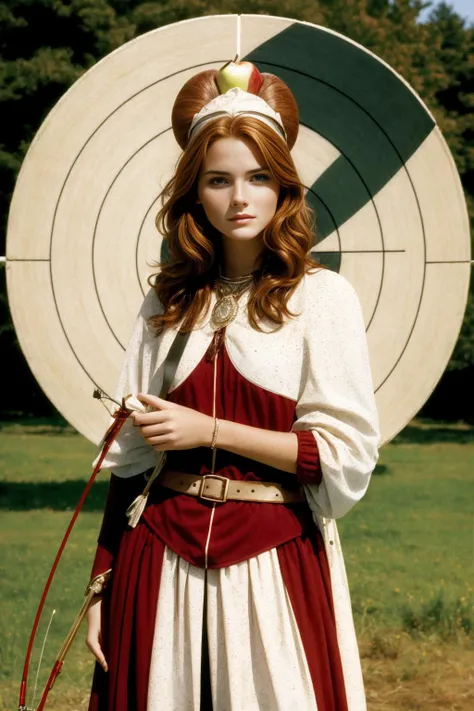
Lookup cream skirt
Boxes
[147,546,318,711]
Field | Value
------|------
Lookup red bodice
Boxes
[92,337,321,576]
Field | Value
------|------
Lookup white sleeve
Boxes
[292,269,380,519]
[92,288,164,478]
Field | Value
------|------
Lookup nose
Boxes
[230,181,248,207]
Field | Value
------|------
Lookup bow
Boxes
[18,393,143,711]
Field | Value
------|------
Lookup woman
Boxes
[86,67,380,711]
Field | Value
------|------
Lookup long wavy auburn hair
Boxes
[150,70,321,334]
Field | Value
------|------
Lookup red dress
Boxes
[87,269,379,710]
[88,337,348,711]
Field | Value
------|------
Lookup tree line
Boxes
[0,0,473,421]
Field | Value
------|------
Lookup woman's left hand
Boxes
[132,393,214,451]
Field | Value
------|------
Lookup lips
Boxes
[229,214,255,221]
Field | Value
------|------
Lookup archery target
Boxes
[6,14,471,446]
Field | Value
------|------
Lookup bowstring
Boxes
[31,609,56,711]
[92,388,121,416]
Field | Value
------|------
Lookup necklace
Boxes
[210,272,254,330]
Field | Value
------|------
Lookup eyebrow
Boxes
[203,167,270,176]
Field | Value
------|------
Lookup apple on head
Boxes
[216,56,263,95]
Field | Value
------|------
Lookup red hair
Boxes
[150,70,320,334]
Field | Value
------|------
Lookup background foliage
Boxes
[1,0,472,420]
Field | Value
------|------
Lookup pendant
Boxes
[210,294,238,329]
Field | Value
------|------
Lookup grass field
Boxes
[1,418,474,710]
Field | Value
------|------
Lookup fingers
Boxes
[132,410,168,426]
[136,393,171,409]
[141,432,174,449]
[86,633,108,672]
[132,415,175,449]
[133,414,172,439]
[149,436,174,449]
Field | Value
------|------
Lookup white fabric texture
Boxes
[92,289,167,477]
[147,546,317,711]
[292,271,380,520]
[316,516,367,711]
[188,87,286,142]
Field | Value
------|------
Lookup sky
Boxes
[418,0,474,24]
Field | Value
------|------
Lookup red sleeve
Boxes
[294,430,322,486]
[90,472,147,579]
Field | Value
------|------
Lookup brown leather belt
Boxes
[159,471,305,504]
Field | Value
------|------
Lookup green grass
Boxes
[0,429,100,710]
[339,434,474,633]
[1,419,473,710]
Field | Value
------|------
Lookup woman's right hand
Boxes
[86,597,108,672]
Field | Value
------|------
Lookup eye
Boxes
[251,173,271,183]
[209,177,228,186]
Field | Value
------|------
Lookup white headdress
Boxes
[188,87,287,142]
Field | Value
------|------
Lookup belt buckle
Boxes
[199,474,230,503]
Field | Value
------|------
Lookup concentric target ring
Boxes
[6,14,471,445]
